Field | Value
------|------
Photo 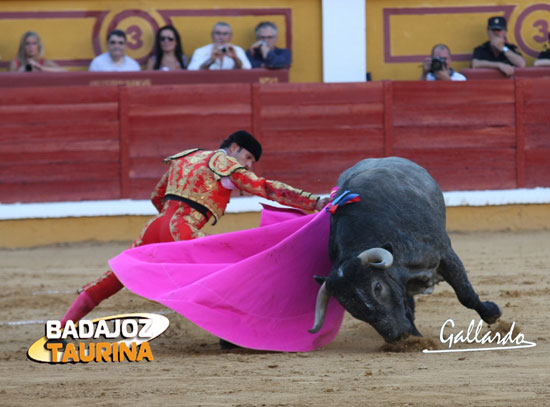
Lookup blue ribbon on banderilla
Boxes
[326,189,361,214]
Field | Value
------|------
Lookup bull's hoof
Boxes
[411,328,423,338]
[480,301,502,324]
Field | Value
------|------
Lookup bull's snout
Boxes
[387,331,410,343]
[381,323,421,343]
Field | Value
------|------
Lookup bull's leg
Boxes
[438,250,501,324]
[406,294,422,337]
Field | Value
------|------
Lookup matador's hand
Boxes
[315,197,331,211]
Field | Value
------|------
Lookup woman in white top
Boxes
[146,25,186,71]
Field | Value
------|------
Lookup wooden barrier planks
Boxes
[0,87,120,203]
[461,67,550,80]
[391,81,518,190]
[124,84,253,198]
[0,70,289,88]
[256,82,385,192]
[1,78,549,204]
[520,78,550,188]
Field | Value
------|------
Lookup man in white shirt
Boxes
[187,22,251,70]
[420,44,466,81]
[89,29,141,72]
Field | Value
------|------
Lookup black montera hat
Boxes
[224,130,262,161]
[488,16,507,30]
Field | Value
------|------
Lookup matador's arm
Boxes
[229,168,319,211]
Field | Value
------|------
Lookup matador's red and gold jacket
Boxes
[150,149,320,222]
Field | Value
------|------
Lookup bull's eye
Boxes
[374,282,383,297]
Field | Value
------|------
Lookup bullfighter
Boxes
[58,130,329,342]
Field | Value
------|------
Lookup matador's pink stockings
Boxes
[60,270,123,327]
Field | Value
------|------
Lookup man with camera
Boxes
[246,22,291,69]
[187,22,251,70]
[420,44,466,81]
[471,16,525,77]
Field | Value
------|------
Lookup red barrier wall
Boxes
[1,78,549,204]
[256,82,387,193]
[123,83,254,198]
[520,77,550,188]
[461,67,550,80]
[0,69,288,87]
[0,86,121,202]
[390,81,517,190]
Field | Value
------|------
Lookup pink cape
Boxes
[108,206,345,352]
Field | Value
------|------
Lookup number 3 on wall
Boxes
[515,4,550,58]
[532,20,549,43]
[125,25,144,50]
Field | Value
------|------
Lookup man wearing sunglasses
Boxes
[471,16,525,77]
[89,29,141,72]
[187,22,251,70]
[246,21,291,69]
[420,44,466,81]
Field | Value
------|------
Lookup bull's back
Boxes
[338,157,444,217]
[331,157,448,258]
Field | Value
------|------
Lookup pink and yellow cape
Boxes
[109,205,345,352]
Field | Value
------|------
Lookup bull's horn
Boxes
[358,248,393,269]
[308,282,330,334]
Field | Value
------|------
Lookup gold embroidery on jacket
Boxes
[167,206,207,240]
[164,150,234,222]
[182,209,207,239]
[162,149,319,221]
[208,151,245,178]
[163,148,201,163]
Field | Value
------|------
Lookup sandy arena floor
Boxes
[1,230,549,406]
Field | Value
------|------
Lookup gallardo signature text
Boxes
[423,319,537,353]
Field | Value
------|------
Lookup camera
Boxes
[430,56,447,72]
[220,46,227,53]
[25,64,32,72]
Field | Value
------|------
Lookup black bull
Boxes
[309,157,502,342]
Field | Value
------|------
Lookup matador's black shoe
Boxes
[219,338,241,350]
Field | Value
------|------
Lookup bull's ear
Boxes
[382,242,394,255]
[313,275,327,285]
[406,271,434,295]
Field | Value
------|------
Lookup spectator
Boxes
[9,31,66,72]
[145,25,187,71]
[187,22,251,70]
[246,21,291,69]
[534,32,550,67]
[89,29,140,72]
[420,44,466,81]
[471,16,525,77]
